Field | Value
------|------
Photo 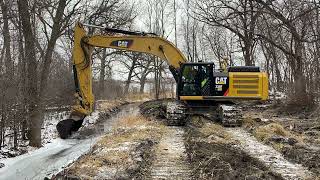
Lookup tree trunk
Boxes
[17,20,28,140]
[124,57,137,94]
[154,56,160,99]
[0,101,4,150]
[39,0,67,98]
[98,49,107,98]
[139,60,151,94]
[18,0,41,147]
[290,40,308,104]
[0,0,14,78]
[139,72,147,94]
[242,40,254,66]
[272,51,282,91]
[173,0,177,46]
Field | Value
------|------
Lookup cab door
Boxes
[178,64,214,97]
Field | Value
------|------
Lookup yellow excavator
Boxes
[56,22,268,139]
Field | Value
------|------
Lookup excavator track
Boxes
[221,105,243,127]
[166,101,187,126]
[165,101,243,127]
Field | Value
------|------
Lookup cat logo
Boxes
[110,39,133,48]
[118,41,128,47]
[215,77,227,85]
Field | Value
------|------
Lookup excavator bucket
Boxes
[56,118,84,139]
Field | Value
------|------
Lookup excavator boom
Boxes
[72,22,186,116]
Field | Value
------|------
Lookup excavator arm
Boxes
[74,22,186,116]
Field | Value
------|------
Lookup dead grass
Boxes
[191,116,233,144]
[96,99,126,111]
[113,115,151,129]
[242,111,264,128]
[254,123,287,144]
[96,115,166,148]
[243,117,257,128]
[190,116,205,127]
[254,123,289,142]
[125,93,152,102]
[66,115,166,178]
[253,123,304,151]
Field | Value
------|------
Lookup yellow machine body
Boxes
[228,72,268,100]
[71,22,269,117]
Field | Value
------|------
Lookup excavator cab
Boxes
[179,62,214,97]
[178,63,268,101]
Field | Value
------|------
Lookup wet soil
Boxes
[185,118,283,180]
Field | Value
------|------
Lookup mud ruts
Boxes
[150,127,191,179]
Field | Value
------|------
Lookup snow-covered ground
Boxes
[0,103,137,180]
[0,137,98,180]
[0,109,103,160]
[269,90,287,100]
[0,110,69,160]
[0,110,99,180]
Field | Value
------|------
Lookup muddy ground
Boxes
[141,99,319,179]
[140,100,283,179]
[241,100,320,176]
[184,117,282,180]
[52,99,319,179]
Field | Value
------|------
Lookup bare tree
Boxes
[254,0,319,104]
[18,0,40,147]
[0,0,13,78]
[194,0,262,66]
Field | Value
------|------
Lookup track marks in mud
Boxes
[150,127,191,179]
[185,118,281,180]
[227,128,314,180]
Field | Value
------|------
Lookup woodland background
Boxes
[0,0,319,148]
